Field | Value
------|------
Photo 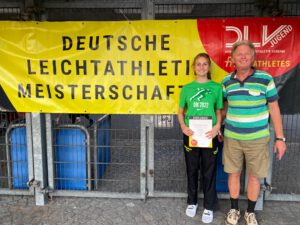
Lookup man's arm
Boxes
[269,100,287,160]
[221,101,228,123]
[216,101,227,142]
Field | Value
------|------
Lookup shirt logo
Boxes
[190,88,212,102]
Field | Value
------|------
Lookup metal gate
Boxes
[46,114,144,199]
[0,112,34,196]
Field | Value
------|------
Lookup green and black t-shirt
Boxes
[179,80,223,126]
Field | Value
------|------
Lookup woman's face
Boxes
[232,44,254,70]
[194,56,210,77]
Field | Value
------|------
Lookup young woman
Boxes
[178,53,223,223]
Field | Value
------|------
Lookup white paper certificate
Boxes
[188,116,212,148]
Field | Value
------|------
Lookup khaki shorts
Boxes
[223,137,270,178]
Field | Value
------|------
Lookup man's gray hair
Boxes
[231,40,256,59]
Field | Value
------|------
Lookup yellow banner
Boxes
[0,20,226,114]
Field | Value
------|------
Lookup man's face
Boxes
[232,44,254,70]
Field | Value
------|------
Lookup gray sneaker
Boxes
[225,209,241,225]
[244,211,258,225]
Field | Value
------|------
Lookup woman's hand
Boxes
[181,124,194,136]
[217,131,224,142]
[205,125,220,139]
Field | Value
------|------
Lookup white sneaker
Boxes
[185,204,198,217]
[225,209,241,225]
[244,211,258,225]
[202,209,213,223]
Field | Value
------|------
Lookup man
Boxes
[221,40,286,225]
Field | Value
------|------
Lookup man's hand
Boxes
[274,140,286,160]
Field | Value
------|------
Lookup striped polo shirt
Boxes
[222,68,279,140]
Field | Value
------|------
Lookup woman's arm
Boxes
[205,109,221,139]
[178,107,193,136]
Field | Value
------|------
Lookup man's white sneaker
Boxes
[225,209,241,225]
[244,211,258,225]
[202,209,213,223]
[185,204,198,217]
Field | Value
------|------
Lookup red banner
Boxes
[197,17,300,77]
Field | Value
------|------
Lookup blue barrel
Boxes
[216,141,229,192]
[55,129,87,190]
[11,127,28,189]
[97,116,111,178]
